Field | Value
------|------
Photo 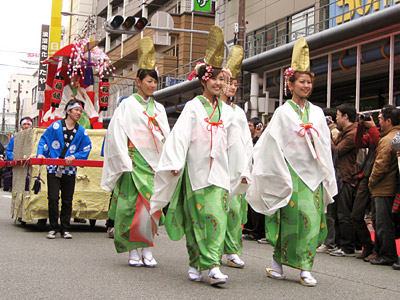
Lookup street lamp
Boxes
[61,11,93,18]
[61,11,97,42]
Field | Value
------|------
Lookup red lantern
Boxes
[99,78,110,111]
[51,76,65,108]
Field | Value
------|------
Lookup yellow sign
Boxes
[48,0,62,56]
[336,0,400,25]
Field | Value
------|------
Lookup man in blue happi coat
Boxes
[37,99,92,239]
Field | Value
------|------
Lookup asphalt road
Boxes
[0,190,399,300]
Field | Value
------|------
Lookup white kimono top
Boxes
[101,95,170,191]
[150,97,250,214]
[246,101,337,216]
[231,103,253,177]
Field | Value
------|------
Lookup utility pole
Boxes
[15,83,21,133]
[2,98,5,136]
[237,0,246,106]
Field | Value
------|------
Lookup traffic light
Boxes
[104,15,148,35]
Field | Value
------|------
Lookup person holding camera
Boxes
[351,111,380,261]
[248,118,264,145]
[329,104,358,257]
[323,108,340,141]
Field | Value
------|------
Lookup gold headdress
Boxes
[204,25,224,68]
[291,37,310,72]
[225,45,244,79]
[188,25,226,81]
[138,37,156,70]
[284,37,311,95]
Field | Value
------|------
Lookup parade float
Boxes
[2,39,114,226]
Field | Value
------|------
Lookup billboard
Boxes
[329,0,400,27]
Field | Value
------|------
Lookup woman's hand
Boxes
[171,170,179,176]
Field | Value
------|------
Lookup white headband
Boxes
[67,102,83,111]
[21,119,32,126]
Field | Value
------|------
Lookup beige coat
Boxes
[368,125,400,198]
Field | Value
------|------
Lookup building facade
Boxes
[58,0,400,123]
[154,0,400,123]
[4,74,36,139]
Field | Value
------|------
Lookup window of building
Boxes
[245,17,288,58]
[14,90,17,93]
[289,7,315,41]
[13,79,16,82]
[21,80,24,83]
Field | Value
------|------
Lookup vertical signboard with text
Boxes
[192,0,212,12]
[48,0,62,57]
[37,25,50,110]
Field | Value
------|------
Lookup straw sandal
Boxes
[266,268,286,280]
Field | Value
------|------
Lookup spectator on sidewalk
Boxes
[368,106,400,266]
[352,112,380,261]
[330,104,358,257]
[243,118,265,241]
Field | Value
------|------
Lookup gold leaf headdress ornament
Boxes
[225,45,244,79]
[284,37,311,96]
[188,25,231,81]
[138,37,156,70]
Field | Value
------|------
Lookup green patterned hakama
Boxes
[224,194,247,256]
[223,103,248,256]
[108,94,161,254]
[108,146,155,253]
[265,100,327,271]
[183,170,230,271]
[164,96,231,271]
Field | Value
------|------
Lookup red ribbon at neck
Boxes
[298,122,319,138]
[143,111,160,153]
[204,117,224,169]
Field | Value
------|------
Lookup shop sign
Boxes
[329,0,400,27]
[192,0,212,12]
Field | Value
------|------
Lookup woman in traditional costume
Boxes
[246,38,337,287]
[150,26,249,286]
[101,37,170,267]
[219,45,253,268]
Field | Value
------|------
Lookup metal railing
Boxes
[157,57,204,89]
[244,0,398,58]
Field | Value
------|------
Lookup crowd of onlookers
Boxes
[243,104,400,270]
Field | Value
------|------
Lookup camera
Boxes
[325,116,331,124]
[256,123,262,130]
[360,112,372,121]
